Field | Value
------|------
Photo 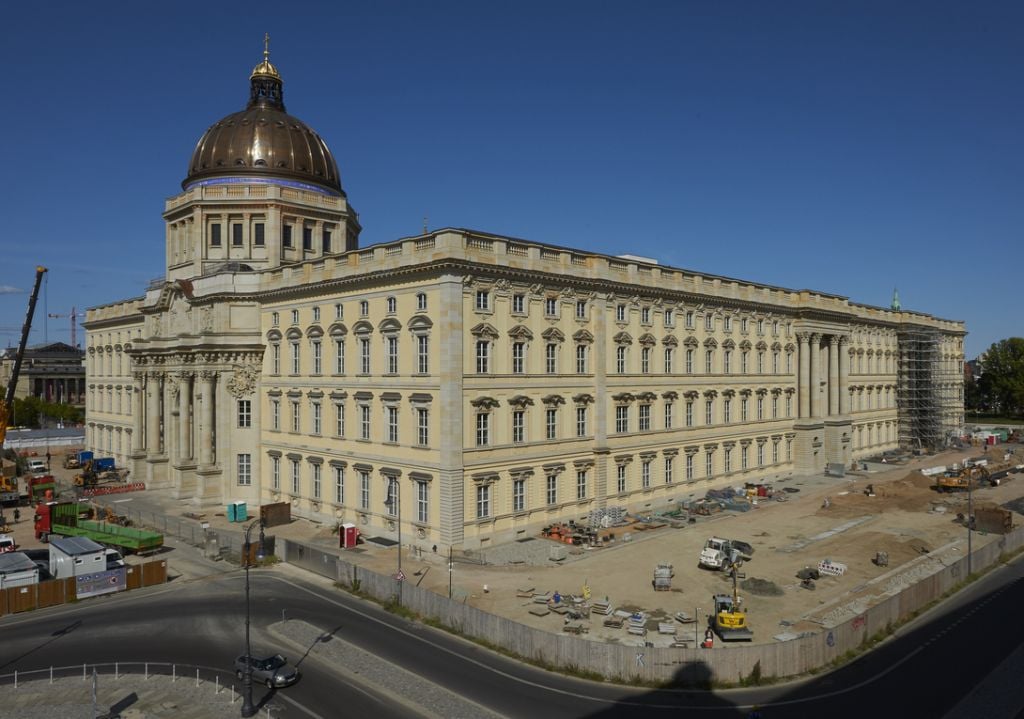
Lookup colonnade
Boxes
[132,368,218,466]
[795,332,850,420]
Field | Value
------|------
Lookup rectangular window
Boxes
[513,479,525,512]
[705,350,714,374]
[705,314,714,330]
[547,474,558,505]
[512,410,525,444]
[725,447,732,473]
[757,352,764,374]
[545,344,557,374]
[386,296,396,314]
[313,306,320,322]
[312,402,322,435]
[772,396,779,419]
[302,226,312,251]
[616,346,626,374]
[271,399,280,431]
[706,451,714,477]
[335,339,345,374]
[723,350,732,374]
[576,344,587,374]
[290,401,300,433]
[387,406,399,443]
[639,404,651,431]
[290,342,300,374]
[664,308,674,327]
[271,344,280,374]
[290,459,300,495]
[282,224,292,247]
[360,405,371,440]
[359,300,368,317]
[512,294,525,314]
[475,290,490,311]
[417,480,428,523]
[686,454,694,480]
[546,408,557,439]
[237,453,251,485]
[741,398,749,422]
[757,443,765,466]
[312,340,322,374]
[312,464,322,499]
[334,466,345,504]
[741,317,748,333]
[254,223,265,246]
[742,445,749,470]
[385,478,398,516]
[417,408,429,446]
[757,397,764,420]
[665,456,674,484]
[322,228,331,253]
[577,470,587,500]
[353,338,368,374]
[664,402,673,429]
[416,293,427,311]
[724,316,732,331]
[476,413,490,446]
[724,398,732,423]
[616,464,627,493]
[773,440,780,464]
[616,304,626,322]
[786,395,792,418]
[476,484,491,518]
[476,341,490,373]
[210,223,221,246]
[773,352,780,374]
[664,347,673,374]
[641,307,651,324]
[271,456,280,490]
[232,223,243,246]
[641,347,650,374]
[786,352,793,374]
[685,400,693,427]
[615,405,628,433]
[512,342,525,374]
[360,471,370,510]
[685,311,694,328]
[741,351,749,374]
[757,319,764,334]
[387,336,398,374]
[642,460,651,488]
[685,349,694,373]
[335,403,345,437]
[786,439,792,461]
[575,300,586,319]
[705,399,713,425]
[237,399,251,428]
[417,335,429,374]
[545,297,558,316]
[576,406,587,437]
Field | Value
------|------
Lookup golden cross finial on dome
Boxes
[264,32,271,61]
[251,32,280,80]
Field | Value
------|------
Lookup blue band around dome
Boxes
[183,176,341,197]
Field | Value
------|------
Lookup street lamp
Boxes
[241,518,266,718]
[384,476,402,604]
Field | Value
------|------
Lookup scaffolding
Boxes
[896,326,962,452]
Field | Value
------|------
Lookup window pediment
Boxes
[542,394,566,406]
[470,396,500,410]
[572,329,594,344]
[507,325,533,341]
[328,322,348,337]
[683,336,699,348]
[613,331,633,345]
[352,320,375,335]
[470,322,500,340]
[541,327,564,342]
[638,333,657,347]
[508,394,535,408]
[661,334,678,347]
[306,325,324,338]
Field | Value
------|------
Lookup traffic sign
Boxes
[395,569,406,581]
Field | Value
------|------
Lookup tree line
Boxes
[966,337,1024,418]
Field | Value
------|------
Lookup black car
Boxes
[234,654,299,689]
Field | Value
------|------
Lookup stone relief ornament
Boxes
[200,307,214,332]
[226,363,259,398]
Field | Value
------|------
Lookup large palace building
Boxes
[85,50,965,550]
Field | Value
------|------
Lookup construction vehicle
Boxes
[710,564,753,641]
[699,537,754,570]
[934,465,996,493]
[74,458,127,488]
[21,474,55,503]
[63,452,81,470]
[33,501,163,554]
[0,266,47,504]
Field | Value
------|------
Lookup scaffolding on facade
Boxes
[896,326,961,452]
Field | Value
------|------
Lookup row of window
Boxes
[473,289,790,336]
[269,334,429,376]
[271,293,429,328]
[265,398,429,446]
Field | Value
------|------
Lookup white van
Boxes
[27,460,47,474]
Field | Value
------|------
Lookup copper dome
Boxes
[183,48,343,195]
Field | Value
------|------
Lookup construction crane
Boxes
[0,266,48,454]
[48,306,85,349]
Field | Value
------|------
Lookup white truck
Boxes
[698,537,754,570]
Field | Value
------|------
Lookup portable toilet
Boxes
[227,501,247,522]
[340,523,360,549]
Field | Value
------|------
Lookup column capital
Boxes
[829,335,840,347]
[146,370,164,381]
[796,332,811,344]
[199,370,219,381]
[810,332,822,343]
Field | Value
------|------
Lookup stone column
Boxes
[798,333,810,418]
[199,370,217,466]
[829,336,840,416]
[177,372,193,462]
[839,336,850,414]
[131,374,144,453]
[809,333,821,418]
[145,371,161,455]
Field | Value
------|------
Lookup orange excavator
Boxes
[0,266,48,503]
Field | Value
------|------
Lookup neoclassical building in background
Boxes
[85,51,965,550]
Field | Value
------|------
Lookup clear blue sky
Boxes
[1,1,1020,359]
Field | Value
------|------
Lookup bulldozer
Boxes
[934,465,994,493]
[711,564,753,641]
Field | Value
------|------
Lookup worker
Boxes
[13,507,20,524]
[702,628,714,649]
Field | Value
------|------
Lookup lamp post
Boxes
[241,518,266,718]
[385,476,402,604]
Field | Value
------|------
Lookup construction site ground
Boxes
[7,442,1024,649]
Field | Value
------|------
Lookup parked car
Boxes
[27,460,47,474]
[234,654,299,689]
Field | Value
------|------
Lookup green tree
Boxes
[978,337,1024,417]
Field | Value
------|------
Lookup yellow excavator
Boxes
[0,266,48,503]
[711,563,753,641]
[934,465,993,493]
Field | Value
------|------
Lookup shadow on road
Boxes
[0,619,83,671]
[294,623,343,668]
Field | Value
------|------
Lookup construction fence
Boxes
[92,501,244,562]
[0,560,167,618]
[280,526,1024,684]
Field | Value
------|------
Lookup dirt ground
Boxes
[7,443,1024,649]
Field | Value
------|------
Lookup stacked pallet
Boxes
[818,559,847,577]
[591,598,613,615]
[627,612,648,636]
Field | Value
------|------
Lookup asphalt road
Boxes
[1,554,1022,719]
